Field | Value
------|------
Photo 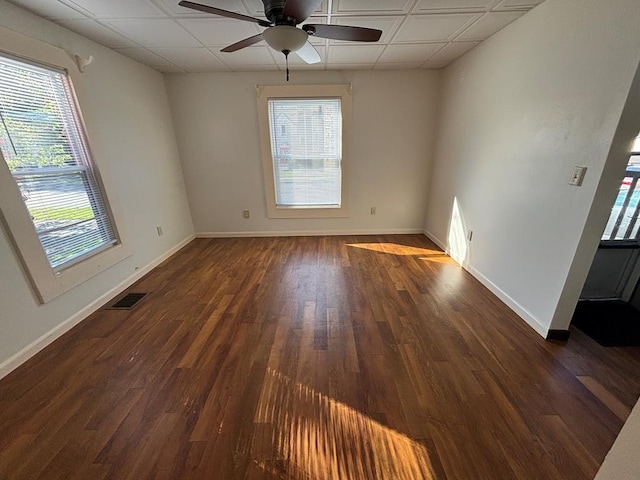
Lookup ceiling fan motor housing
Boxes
[263,0,289,24]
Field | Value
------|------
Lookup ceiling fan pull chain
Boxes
[284,49,290,82]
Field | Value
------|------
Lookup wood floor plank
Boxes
[577,375,632,421]
[1,235,640,479]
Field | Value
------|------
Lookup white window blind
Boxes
[0,54,117,271]
[268,98,342,207]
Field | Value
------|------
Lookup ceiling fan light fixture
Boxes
[263,25,308,53]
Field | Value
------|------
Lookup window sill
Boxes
[267,204,350,219]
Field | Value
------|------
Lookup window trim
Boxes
[0,27,131,304]
[257,84,351,219]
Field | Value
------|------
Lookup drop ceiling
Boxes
[7,0,545,73]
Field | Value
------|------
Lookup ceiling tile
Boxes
[422,40,478,67]
[6,0,547,73]
[114,47,176,66]
[152,0,249,16]
[178,17,260,46]
[66,0,165,18]
[333,0,414,15]
[283,62,326,70]
[326,63,371,70]
[455,11,524,41]
[374,62,423,70]
[217,46,275,66]
[333,16,403,44]
[415,0,500,12]
[105,19,201,47]
[328,45,384,64]
[56,19,138,48]
[378,43,444,63]
[8,0,88,19]
[224,64,279,71]
[393,13,479,43]
[149,47,227,70]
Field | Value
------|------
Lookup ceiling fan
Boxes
[178,0,383,80]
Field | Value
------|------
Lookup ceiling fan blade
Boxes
[178,1,271,27]
[221,33,264,52]
[303,24,382,42]
[283,0,323,23]
[295,41,321,64]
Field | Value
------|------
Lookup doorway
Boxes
[574,135,640,346]
[581,135,640,302]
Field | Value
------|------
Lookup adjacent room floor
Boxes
[1,235,640,479]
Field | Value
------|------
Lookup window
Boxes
[0,43,129,303]
[0,54,116,270]
[602,136,640,242]
[257,84,351,218]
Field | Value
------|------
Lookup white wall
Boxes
[165,69,440,236]
[424,0,640,336]
[0,1,194,375]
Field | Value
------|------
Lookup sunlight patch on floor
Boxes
[347,242,441,257]
[252,368,435,480]
[419,255,458,265]
[346,242,457,266]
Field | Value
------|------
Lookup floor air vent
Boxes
[107,293,147,310]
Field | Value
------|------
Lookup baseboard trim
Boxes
[467,265,549,338]
[0,234,196,380]
[422,229,548,338]
[423,229,448,252]
[197,228,425,238]
[546,329,571,341]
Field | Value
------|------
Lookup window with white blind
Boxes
[257,85,351,219]
[268,98,342,207]
[0,45,129,304]
[0,54,117,270]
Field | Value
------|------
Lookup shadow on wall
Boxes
[447,197,469,266]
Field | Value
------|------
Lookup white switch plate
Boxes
[570,166,587,186]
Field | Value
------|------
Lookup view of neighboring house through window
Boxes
[268,98,342,208]
[602,135,640,242]
[0,53,117,271]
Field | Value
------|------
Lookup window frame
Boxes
[0,28,131,304]
[257,84,351,219]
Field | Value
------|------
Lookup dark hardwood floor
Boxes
[1,235,640,479]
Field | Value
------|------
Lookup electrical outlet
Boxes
[370,207,376,215]
[243,210,250,219]
[569,166,587,186]
[156,225,163,236]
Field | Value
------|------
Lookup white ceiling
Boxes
[7,0,545,73]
